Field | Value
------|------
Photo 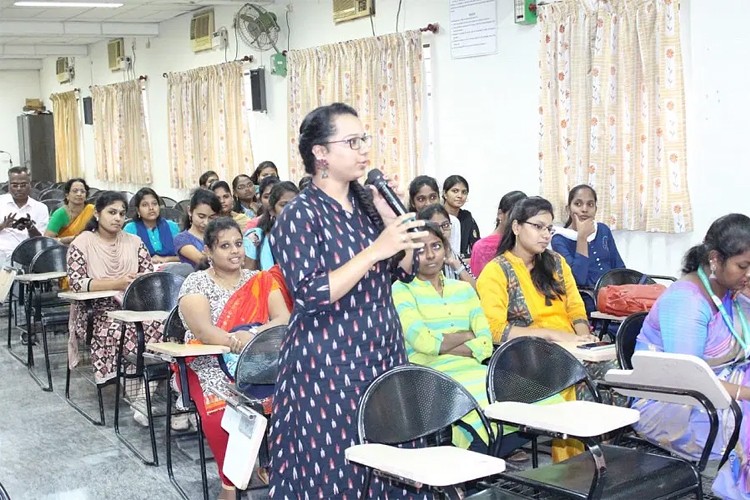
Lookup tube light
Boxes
[14,1,123,7]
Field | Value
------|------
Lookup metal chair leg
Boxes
[65,361,106,426]
[28,319,53,391]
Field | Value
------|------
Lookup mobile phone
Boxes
[576,341,613,350]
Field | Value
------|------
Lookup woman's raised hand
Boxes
[370,213,427,261]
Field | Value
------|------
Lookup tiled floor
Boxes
[0,324,269,500]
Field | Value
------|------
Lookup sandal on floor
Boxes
[254,466,270,486]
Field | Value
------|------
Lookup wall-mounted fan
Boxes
[235,3,287,77]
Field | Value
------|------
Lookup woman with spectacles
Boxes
[231,174,259,218]
[442,175,480,258]
[477,196,596,344]
[551,184,625,312]
[408,175,462,254]
[477,196,598,463]
[418,204,476,288]
[268,102,427,498]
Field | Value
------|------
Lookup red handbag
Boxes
[597,284,666,316]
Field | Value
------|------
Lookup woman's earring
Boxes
[317,158,329,179]
[710,260,717,280]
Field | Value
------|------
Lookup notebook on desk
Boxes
[0,268,18,304]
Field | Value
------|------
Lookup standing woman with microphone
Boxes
[269,103,426,499]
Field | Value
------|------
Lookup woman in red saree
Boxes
[179,218,291,499]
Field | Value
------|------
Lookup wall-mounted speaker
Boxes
[249,68,267,113]
[82,96,93,125]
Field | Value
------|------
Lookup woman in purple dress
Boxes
[633,214,750,499]
[269,103,426,498]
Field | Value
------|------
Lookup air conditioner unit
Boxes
[191,10,215,53]
[56,57,73,84]
[333,0,373,23]
[108,38,124,71]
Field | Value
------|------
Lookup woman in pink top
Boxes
[471,190,526,276]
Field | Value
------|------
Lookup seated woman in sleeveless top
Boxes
[173,189,221,269]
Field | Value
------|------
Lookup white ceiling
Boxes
[0,0,226,66]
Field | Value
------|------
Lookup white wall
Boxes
[37,0,750,276]
[0,70,42,180]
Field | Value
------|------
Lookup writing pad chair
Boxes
[614,312,648,370]
[6,236,60,347]
[230,325,286,490]
[113,272,185,466]
[601,351,741,474]
[26,245,69,391]
[348,365,506,499]
[486,337,599,467]
[592,269,676,339]
[162,307,210,500]
[484,340,703,499]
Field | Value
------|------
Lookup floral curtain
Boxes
[166,61,254,189]
[91,80,152,185]
[538,0,692,232]
[50,90,82,181]
[287,30,423,182]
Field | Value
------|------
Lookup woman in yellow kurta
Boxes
[477,196,597,461]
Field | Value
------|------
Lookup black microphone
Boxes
[365,168,410,218]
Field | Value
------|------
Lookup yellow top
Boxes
[477,250,588,342]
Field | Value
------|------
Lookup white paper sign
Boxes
[449,0,498,59]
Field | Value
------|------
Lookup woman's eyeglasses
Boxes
[323,134,372,150]
[524,221,556,235]
[437,221,452,231]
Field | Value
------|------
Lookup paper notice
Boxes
[449,0,498,59]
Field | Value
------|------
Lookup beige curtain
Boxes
[166,62,254,189]
[91,80,152,185]
[50,90,82,181]
[287,31,423,182]
[538,0,692,232]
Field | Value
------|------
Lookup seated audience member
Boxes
[244,181,299,271]
[198,170,219,190]
[408,175,461,254]
[471,191,527,277]
[174,190,221,268]
[210,180,250,227]
[178,217,291,498]
[477,196,596,344]
[442,175,480,258]
[123,188,180,265]
[45,178,94,244]
[232,174,259,219]
[392,222,493,450]
[418,204,475,288]
[245,176,280,230]
[67,191,163,426]
[632,214,750,499]
[250,161,279,185]
[0,166,49,266]
[551,184,625,311]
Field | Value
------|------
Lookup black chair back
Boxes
[235,325,286,393]
[174,200,191,214]
[29,245,67,274]
[357,365,494,448]
[40,189,65,201]
[10,236,59,269]
[42,199,63,214]
[487,337,599,404]
[161,197,178,208]
[160,208,184,226]
[163,306,186,343]
[121,272,186,312]
[615,312,648,370]
[593,269,655,301]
